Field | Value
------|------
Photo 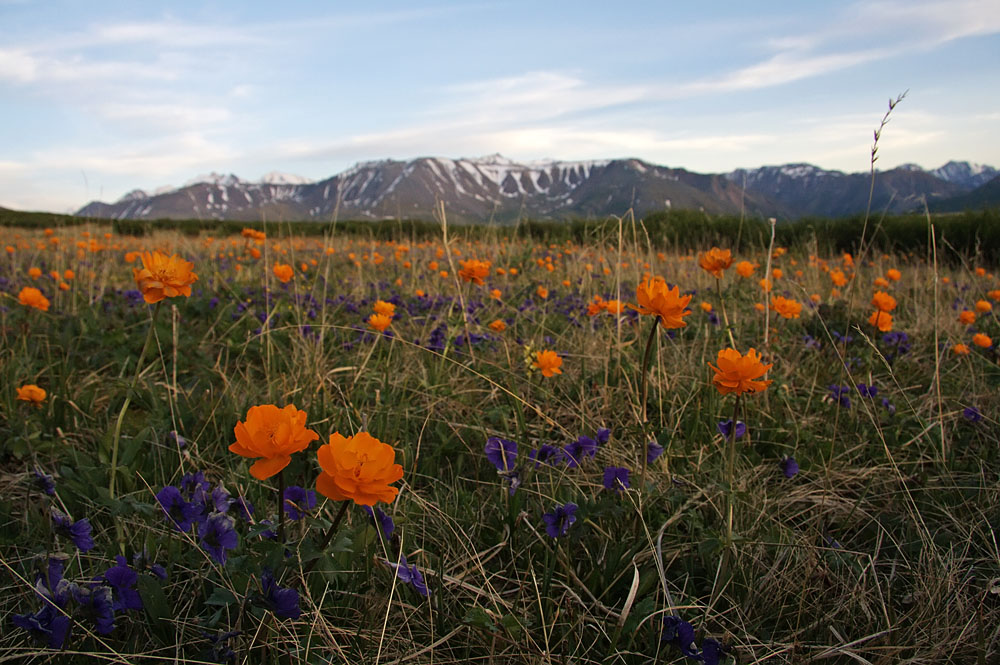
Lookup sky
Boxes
[1,0,998,213]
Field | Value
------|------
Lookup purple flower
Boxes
[282,486,316,521]
[661,616,700,659]
[104,556,143,611]
[716,419,746,440]
[702,638,728,665]
[504,470,522,496]
[857,383,878,399]
[529,444,563,468]
[542,502,578,538]
[802,334,822,350]
[563,436,597,468]
[828,385,851,409]
[386,555,429,597]
[363,505,396,540]
[51,509,94,552]
[156,486,202,532]
[198,514,238,564]
[32,468,56,495]
[647,441,665,464]
[259,569,300,619]
[233,496,254,521]
[484,437,518,471]
[13,558,72,648]
[881,397,896,416]
[596,428,611,445]
[963,406,982,423]
[781,456,799,478]
[602,466,630,493]
[72,584,115,634]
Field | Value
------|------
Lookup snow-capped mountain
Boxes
[930,161,999,190]
[75,156,995,222]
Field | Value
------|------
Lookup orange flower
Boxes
[273,263,293,283]
[536,286,549,300]
[428,261,439,271]
[868,310,893,332]
[973,333,992,348]
[368,313,392,332]
[63,269,75,280]
[830,270,848,287]
[490,288,502,300]
[458,259,491,285]
[132,250,198,303]
[975,267,986,277]
[533,350,563,377]
[698,247,733,278]
[230,404,319,480]
[603,299,625,315]
[975,300,992,313]
[809,294,821,303]
[769,296,802,319]
[16,384,46,406]
[753,302,766,311]
[772,268,783,280]
[871,291,897,312]
[18,286,50,312]
[488,319,507,332]
[988,289,1000,302]
[632,277,692,328]
[735,260,756,278]
[58,282,69,291]
[700,301,713,313]
[373,300,396,317]
[708,348,772,395]
[758,278,772,293]
[315,432,403,506]
[873,277,889,288]
[958,310,976,325]
[587,297,606,316]
[952,343,971,356]
[886,269,901,281]
[249,247,262,259]
[28,267,42,280]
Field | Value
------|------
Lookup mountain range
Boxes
[75,155,1000,223]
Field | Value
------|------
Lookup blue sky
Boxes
[1,0,998,212]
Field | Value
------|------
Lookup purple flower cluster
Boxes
[828,385,852,409]
[51,508,94,552]
[155,471,243,564]
[542,502,578,538]
[258,569,301,619]
[661,615,727,664]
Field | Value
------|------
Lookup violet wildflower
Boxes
[856,383,878,399]
[504,470,522,496]
[156,486,201,532]
[596,428,611,445]
[542,502,578,538]
[881,397,896,416]
[529,444,563,468]
[781,456,799,478]
[386,555,430,597]
[198,513,238,564]
[104,556,142,612]
[563,435,597,468]
[282,486,316,521]
[51,509,94,552]
[72,584,115,635]
[32,468,56,496]
[716,419,747,440]
[363,505,395,541]
[661,616,700,659]
[828,385,851,408]
[233,496,254,521]
[963,406,982,423]
[132,551,167,580]
[802,334,822,350]
[647,441,665,464]
[484,437,518,471]
[13,558,72,648]
[259,569,301,619]
[602,466,630,492]
[702,638,728,665]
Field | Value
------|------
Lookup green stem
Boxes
[109,301,161,500]
[725,394,742,547]
[639,317,659,423]
[303,500,351,577]
[715,278,737,348]
[277,469,286,544]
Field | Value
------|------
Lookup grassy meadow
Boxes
[1,218,998,664]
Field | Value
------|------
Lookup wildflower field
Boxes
[1,219,998,664]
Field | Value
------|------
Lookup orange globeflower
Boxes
[536,286,549,300]
[868,310,893,332]
[603,299,625,315]
[958,310,976,325]
[632,277,692,328]
[988,289,1000,301]
[16,384,47,406]
[533,350,563,377]
[769,296,802,319]
[273,263,293,283]
[952,343,971,356]
[488,319,507,332]
[316,432,403,506]
[708,348,772,395]
[63,269,74,280]
[698,247,733,279]
[973,333,993,349]
[873,277,890,288]
[871,291,897,312]
[458,259,491,285]
[735,260,756,278]
[132,251,198,304]
[830,270,848,287]
[700,301,713,313]
[975,300,992,313]
[886,269,901,281]
[18,286,50,312]
[230,404,319,480]
[373,300,396,317]
[368,313,392,332]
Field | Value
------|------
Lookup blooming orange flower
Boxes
[273,263,293,283]
[952,343,971,356]
[958,310,976,325]
[873,277,889,288]
[868,310,893,332]
[230,404,319,480]
[536,286,549,300]
[490,288,502,300]
[63,269,74,280]
[428,261,439,272]
[769,296,802,319]
[249,247,262,259]
[632,277,692,328]
[975,300,992,313]
[132,251,198,304]
[368,313,392,332]
[871,291,897,312]
[373,300,396,317]
[708,348,772,395]
[830,270,848,287]
[975,267,986,277]
[735,260,756,278]
[809,294,821,303]
[16,384,46,406]
[603,299,625,315]
[758,278,772,293]
[488,319,507,332]
[458,259,491,285]
[700,301,713,313]
[886,269,901,281]
[771,268,783,280]
[698,247,733,279]
[28,267,42,280]
[533,350,563,377]
[18,286,50,312]
[315,432,403,506]
[973,333,992,348]
[988,289,1000,301]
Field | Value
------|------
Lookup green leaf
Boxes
[205,587,238,607]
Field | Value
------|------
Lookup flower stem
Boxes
[725,394,742,547]
[109,301,161,501]
[303,500,350,577]
[715,278,736,348]
[639,317,659,422]
[277,469,285,544]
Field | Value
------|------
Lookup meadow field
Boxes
[1,218,998,664]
